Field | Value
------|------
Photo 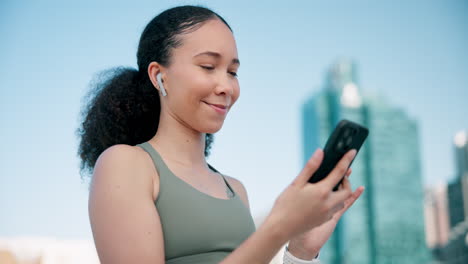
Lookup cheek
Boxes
[178,66,214,92]
[193,76,216,98]
[232,83,241,104]
[170,68,212,102]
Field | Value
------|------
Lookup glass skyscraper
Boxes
[302,59,430,264]
[438,131,468,264]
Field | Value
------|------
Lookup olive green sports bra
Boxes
[136,142,256,264]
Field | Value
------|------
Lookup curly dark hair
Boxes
[76,5,232,179]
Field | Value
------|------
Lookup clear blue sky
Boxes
[1,0,467,240]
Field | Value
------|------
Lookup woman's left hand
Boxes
[287,168,365,259]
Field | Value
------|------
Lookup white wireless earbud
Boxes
[156,73,167,97]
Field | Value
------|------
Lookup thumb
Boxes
[292,149,323,186]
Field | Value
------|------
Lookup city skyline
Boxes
[302,59,429,263]
[424,131,468,263]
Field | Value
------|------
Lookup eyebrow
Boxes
[193,51,240,66]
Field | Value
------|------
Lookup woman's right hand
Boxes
[266,148,356,240]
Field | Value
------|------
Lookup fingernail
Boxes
[350,149,357,158]
[312,149,321,158]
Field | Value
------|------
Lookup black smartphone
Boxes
[308,119,369,191]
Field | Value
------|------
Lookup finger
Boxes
[337,174,351,191]
[345,168,352,177]
[329,182,354,206]
[332,186,363,219]
[292,149,324,186]
[341,175,352,191]
[344,186,365,209]
[320,149,356,191]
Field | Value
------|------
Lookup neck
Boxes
[149,110,208,170]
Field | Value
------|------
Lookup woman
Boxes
[77,5,364,264]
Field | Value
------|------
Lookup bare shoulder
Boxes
[224,175,250,209]
[95,144,142,168]
[92,144,157,198]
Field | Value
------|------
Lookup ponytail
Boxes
[76,67,160,177]
[76,66,214,179]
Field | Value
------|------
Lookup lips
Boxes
[204,102,229,114]
[204,101,229,108]
[208,103,226,109]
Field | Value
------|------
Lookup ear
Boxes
[148,61,166,93]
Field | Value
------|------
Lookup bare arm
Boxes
[88,144,165,264]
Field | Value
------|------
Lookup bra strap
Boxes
[136,141,169,176]
[209,164,236,197]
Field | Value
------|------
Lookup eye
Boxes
[200,65,238,78]
[200,65,214,70]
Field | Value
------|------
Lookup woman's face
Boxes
[161,18,240,134]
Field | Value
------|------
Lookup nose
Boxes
[214,74,235,96]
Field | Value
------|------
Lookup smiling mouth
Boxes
[209,104,226,109]
[204,101,229,108]
[204,102,229,114]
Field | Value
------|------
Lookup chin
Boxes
[200,121,224,134]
